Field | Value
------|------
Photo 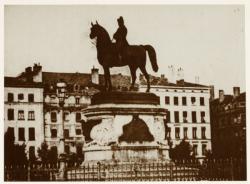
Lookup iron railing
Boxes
[4,158,246,181]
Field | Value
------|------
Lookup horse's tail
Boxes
[143,45,158,72]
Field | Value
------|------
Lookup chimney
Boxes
[32,63,43,82]
[176,67,184,81]
[168,65,175,83]
[209,85,215,100]
[176,79,185,86]
[25,67,32,73]
[233,87,240,98]
[180,67,184,80]
[176,68,181,80]
[195,76,199,84]
[25,67,33,82]
[161,74,165,79]
[33,63,42,73]
[219,90,225,103]
[91,66,99,84]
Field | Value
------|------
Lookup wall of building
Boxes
[139,85,212,158]
[210,90,246,158]
[4,87,44,157]
[44,93,88,154]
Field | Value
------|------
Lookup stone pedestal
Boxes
[82,91,169,162]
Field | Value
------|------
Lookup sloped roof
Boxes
[42,72,92,86]
[4,76,43,88]
[210,92,245,107]
[43,71,210,91]
[234,92,246,102]
[210,95,233,106]
[139,74,209,88]
[42,72,132,92]
[178,81,209,88]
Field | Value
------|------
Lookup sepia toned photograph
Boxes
[3,3,246,181]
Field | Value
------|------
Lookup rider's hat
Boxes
[117,16,124,24]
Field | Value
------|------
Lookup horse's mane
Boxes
[97,24,111,44]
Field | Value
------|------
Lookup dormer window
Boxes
[74,84,80,92]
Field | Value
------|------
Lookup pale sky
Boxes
[4,5,245,96]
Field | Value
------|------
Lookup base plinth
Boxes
[82,91,169,162]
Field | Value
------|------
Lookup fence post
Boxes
[170,162,173,181]
[97,161,101,181]
[27,163,30,181]
[230,157,234,180]
[134,163,138,181]
[58,159,67,181]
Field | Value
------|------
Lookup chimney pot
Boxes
[91,66,99,84]
[25,67,32,73]
[233,87,240,98]
[219,90,224,102]
[33,63,42,73]
[177,79,184,86]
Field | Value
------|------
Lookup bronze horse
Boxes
[89,21,158,92]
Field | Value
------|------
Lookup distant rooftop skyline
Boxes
[4,5,245,97]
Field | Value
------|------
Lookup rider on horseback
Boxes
[113,16,129,63]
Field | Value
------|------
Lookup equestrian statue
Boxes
[89,17,158,92]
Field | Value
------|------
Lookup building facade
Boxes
[5,64,214,160]
[42,67,132,155]
[210,87,246,158]
[4,64,44,158]
[43,80,90,155]
[139,76,213,158]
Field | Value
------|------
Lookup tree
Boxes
[37,142,49,162]
[169,139,194,160]
[204,149,213,159]
[29,147,37,162]
[37,142,58,163]
[4,128,27,165]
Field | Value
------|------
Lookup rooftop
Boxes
[4,76,43,88]
[42,72,132,92]
[210,92,246,106]
[4,64,211,91]
[139,74,210,88]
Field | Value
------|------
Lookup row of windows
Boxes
[166,127,207,140]
[8,127,35,141]
[64,144,83,155]
[165,96,205,106]
[50,112,81,122]
[154,88,206,93]
[218,114,245,127]
[193,144,207,156]
[7,93,34,102]
[43,144,83,156]
[7,109,35,121]
[48,96,82,104]
[166,111,206,123]
[50,128,82,138]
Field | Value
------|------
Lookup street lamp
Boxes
[57,81,66,156]
[56,81,68,180]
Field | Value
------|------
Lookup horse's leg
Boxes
[104,67,112,91]
[129,66,137,91]
[140,66,150,92]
